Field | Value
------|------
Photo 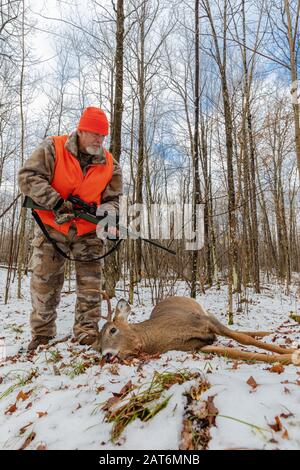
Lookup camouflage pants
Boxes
[29,223,104,341]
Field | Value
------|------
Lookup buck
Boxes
[98,296,299,365]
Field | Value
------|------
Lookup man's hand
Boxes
[96,206,119,241]
[53,200,75,225]
[97,224,119,240]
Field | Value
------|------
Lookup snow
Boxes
[0,269,299,450]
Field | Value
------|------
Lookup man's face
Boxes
[78,130,105,155]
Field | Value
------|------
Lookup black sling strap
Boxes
[31,209,123,262]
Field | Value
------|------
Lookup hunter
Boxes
[18,106,123,352]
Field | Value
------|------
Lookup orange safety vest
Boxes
[35,135,114,236]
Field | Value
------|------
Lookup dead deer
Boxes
[98,296,299,365]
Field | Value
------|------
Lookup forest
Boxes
[0,0,299,451]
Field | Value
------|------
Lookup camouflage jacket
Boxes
[18,131,123,213]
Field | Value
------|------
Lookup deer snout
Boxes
[103,352,113,362]
[102,349,119,362]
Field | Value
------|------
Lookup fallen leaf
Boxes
[102,395,120,411]
[53,365,61,376]
[180,419,194,450]
[99,356,107,368]
[102,380,134,411]
[37,411,48,418]
[118,380,133,397]
[109,364,119,375]
[36,442,47,450]
[25,402,32,410]
[268,416,282,432]
[16,390,32,401]
[19,431,36,450]
[207,396,218,426]
[231,361,240,370]
[247,376,258,389]
[280,412,293,419]
[284,387,291,394]
[282,429,289,439]
[268,364,285,374]
[96,386,105,394]
[19,422,33,435]
[5,403,17,414]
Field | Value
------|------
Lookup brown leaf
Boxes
[76,403,81,410]
[16,390,32,401]
[118,380,133,397]
[53,365,61,376]
[282,429,289,439]
[5,403,17,414]
[102,395,120,411]
[96,386,105,394]
[231,361,240,370]
[284,387,291,394]
[102,380,134,411]
[36,442,47,450]
[109,364,119,375]
[280,412,293,419]
[19,431,36,450]
[268,364,285,374]
[99,356,107,368]
[247,376,258,389]
[19,422,33,435]
[207,396,219,426]
[25,402,32,410]
[180,419,195,450]
[37,411,48,418]
[268,416,282,432]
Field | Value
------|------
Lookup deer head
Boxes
[99,299,142,360]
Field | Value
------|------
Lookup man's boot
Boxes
[27,335,54,352]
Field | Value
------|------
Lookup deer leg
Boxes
[235,331,270,338]
[227,331,296,355]
[201,345,294,365]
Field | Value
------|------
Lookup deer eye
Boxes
[110,327,117,335]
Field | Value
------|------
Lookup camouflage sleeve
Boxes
[18,138,62,210]
[100,157,123,214]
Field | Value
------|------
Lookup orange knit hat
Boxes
[77,106,109,135]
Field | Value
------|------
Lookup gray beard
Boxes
[86,145,103,156]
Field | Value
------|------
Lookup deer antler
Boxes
[101,290,113,322]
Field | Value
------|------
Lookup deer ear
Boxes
[114,299,131,322]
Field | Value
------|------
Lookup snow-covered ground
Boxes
[0,269,299,450]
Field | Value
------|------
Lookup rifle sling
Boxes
[31,209,122,262]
